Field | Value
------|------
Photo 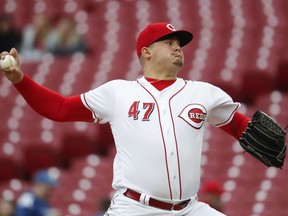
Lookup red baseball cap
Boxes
[136,22,193,58]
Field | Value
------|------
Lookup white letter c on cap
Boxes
[166,24,176,31]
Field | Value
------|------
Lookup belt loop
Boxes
[171,203,176,211]
[139,193,150,206]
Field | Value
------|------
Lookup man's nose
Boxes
[174,45,181,52]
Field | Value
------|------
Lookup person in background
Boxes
[0,14,21,52]
[94,197,112,216]
[46,17,87,56]
[199,181,225,213]
[15,169,61,216]
[20,14,52,62]
[0,198,14,216]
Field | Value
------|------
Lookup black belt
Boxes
[123,189,191,211]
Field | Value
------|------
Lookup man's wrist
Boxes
[11,72,24,84]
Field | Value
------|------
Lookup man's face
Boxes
[148,37,184,68]
[35,183,55,200]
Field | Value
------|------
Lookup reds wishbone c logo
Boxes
[167,24,176,31]
[179,104,207,129]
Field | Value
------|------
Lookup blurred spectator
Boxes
[20,14,53,62]
[15,169,61,216]
[94,196,111,216]
[0,14,21,52]
[46,17,87,56]
[0,198,14,216]
[200,180,225,213]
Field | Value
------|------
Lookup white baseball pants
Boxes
[104,191,226,216]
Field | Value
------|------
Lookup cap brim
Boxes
[157,30,193,47]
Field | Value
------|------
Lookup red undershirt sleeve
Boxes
[13,74,93,122]
[219,111,251,140]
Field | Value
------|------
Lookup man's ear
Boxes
[141,47,151,59]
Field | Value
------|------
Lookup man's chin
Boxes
[173,59,183,67]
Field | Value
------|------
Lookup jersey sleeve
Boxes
[81,80,117,124]
[207,84,240,127]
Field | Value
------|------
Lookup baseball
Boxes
[0,55,17,71]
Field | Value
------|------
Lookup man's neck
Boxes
[143,72,177,80]
[142,65,179,80]
[145,77,176,91]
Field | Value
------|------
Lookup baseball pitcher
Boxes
[1,23,286,216]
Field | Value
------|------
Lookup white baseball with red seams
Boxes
[81,76,239,207]
[0,55,16,71]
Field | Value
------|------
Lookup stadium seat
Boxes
[275,61,288,92]
[59,134,96,168]
[0,157,22,181]
[21,145,60,179]
[239,70,276,104]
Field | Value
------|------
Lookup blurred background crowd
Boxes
[0,0,288,215]
[0,13,87,61]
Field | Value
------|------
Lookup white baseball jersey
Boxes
[81,76,239,202]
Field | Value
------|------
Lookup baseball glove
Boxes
[239,110,287,168]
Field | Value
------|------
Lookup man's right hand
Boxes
[0,48,24,84]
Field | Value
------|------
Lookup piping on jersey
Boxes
[137,78,187,200]
[214,104,240,127]
[168,80,187,200]
[82,94,100,123]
